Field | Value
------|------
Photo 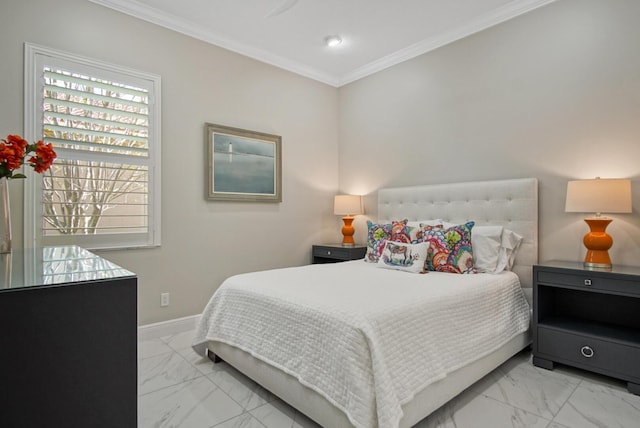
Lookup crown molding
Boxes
[90,0,557,88]
[88,0,340,86]
[337,0,558,86]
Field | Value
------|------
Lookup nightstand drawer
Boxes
[538,327,640,381]
[537,270,640,295]
[312,246,350,259]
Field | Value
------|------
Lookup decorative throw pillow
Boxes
[365,221,391,263]
[390,219,413,244]
[377,241,430,273]
[408,221,443,244]
[365,219,413,263]
[407,219,449,229]
[421,221,476,274]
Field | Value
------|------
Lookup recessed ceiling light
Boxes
[325,35,342,48]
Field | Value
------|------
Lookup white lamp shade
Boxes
[565,179,632,214]
[334,195,363,216]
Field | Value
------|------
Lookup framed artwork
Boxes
[207,123,282,202]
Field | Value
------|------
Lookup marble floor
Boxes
[139,330,640,428]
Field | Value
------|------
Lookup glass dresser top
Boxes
[0,245,135,291]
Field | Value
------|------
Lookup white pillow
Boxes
[377,241,429,273]
[495,229,523,273]
[472,226,503,273]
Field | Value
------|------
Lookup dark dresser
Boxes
[532,261,640,395]
[0,246,138,427]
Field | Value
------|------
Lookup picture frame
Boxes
[207,123,282,202]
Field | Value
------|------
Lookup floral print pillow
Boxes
[420,221,476,274]
[365,219,414,263]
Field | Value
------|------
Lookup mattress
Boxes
[193,260,531,428]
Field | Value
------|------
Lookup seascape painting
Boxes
[213,133,274,194]
[207,123,282,202]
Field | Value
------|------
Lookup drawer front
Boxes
[313,247,349,259]
[537,270,640,295]
[537,327,640,381]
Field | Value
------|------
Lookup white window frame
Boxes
[24,43,161,250]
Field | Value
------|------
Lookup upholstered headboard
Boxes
[377,178,538,301]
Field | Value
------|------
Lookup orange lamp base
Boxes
[582,218,613,270]
[340,216,355,247]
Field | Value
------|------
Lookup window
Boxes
[24,43,161,249]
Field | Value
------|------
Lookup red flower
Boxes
[6,134,28,152]
[0,145,20,170]
[28,141,57,173]
[0,134,57,179]
[0,136,27,170]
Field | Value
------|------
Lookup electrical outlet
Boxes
[161,292,170,307]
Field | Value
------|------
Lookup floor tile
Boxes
[139,337,174,359]
[139,351,203,395]
[178,346,220,375]
[138,333,638,428]
[546,423,572,428]
[213,412,267,428]
[208,364,274,411]
[472,353,581,419]
[414,388,551,428]
[162,330,197,351]
[249,399,297,428]
[139,376,243,428]
[572,369,629,394]
[552,379,640,428]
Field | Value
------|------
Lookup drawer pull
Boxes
[327,251,331,255]
[581,346,594,358]
[584,279,592,286]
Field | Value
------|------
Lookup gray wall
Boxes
[338,0,640,266]
[0,0,340,324]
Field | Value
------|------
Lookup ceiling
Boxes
[89,0,557,87]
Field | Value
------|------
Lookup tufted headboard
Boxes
[377,178,538,301]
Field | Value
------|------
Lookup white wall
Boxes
[338,0,640,266]
[0,0,340,324]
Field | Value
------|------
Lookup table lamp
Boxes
[334,195,363,247]
[565,177,632,270]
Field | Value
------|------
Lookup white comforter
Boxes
[193,261,530,428]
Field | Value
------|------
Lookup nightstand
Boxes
[312,244,366,264]
[532,261,640,395]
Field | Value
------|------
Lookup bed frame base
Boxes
[208,331,531,428]
[206,349,223,363]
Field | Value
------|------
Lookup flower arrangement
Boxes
[0,134,57,179]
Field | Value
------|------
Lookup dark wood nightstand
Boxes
[312,244,366,264]
[532,261,640,395]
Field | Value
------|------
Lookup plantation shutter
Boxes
[25,43,161,249]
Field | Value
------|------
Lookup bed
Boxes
[193,177,538,428]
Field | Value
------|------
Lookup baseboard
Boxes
[138,314,201,341]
